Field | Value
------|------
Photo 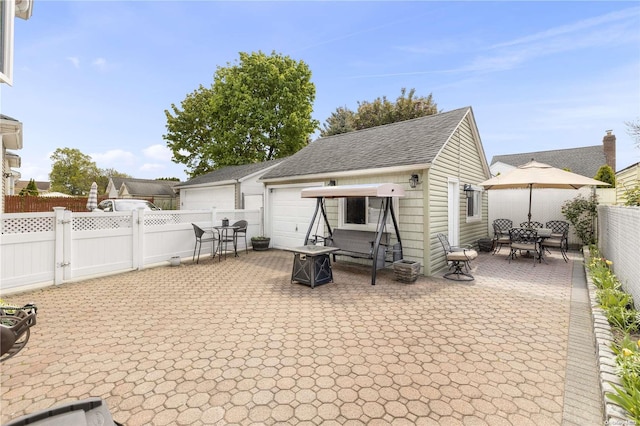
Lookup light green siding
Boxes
[426,115,489,275]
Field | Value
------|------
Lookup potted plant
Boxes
[251,236,271,251]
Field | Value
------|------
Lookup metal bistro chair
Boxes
[437,233,478,281]
[192,223,217,264]
[492,219,512,254]
[508,227,539,266]
[542,220,569,262]
[232,220,248,255]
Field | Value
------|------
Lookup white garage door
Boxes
[269,185,323,250]
[181,186,235,210]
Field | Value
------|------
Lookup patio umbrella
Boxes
[86,182,98,211]
[478,160,609,224]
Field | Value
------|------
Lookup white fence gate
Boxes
[1,208,262,294]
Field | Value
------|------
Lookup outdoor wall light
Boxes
[409,174,421,188]
[463,184,474,198]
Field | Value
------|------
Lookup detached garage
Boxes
[175,160,283,210]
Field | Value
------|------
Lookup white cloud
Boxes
[92,57,108,71]
[66,56,80,68]
[143,144,172,161]
[140,163,165,172]
[90,149,136,168]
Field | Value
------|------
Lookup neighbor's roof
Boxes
[261,107,473,180]
[112,178,179,197]
[176,159,284,188]
[491,145,606,178]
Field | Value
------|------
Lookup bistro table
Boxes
[284,245,340,288]
[212,225,240,260]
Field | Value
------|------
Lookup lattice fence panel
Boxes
[72,216,131,231]
[2,216,55,234]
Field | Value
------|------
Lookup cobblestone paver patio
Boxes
[0,249,601,425]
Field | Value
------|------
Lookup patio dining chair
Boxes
[232,220,248,255]
[492,219,512,254]
[508,227,539,266]
[437,233,478,281]
[520,221,544,229]
[542,220,569,262]
[192,223,217,264]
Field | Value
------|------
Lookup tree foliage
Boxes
[320,88,439,136]
[49,148,101,195]
[594,164,616,188]
[626,119,640,148]
[320,107,356,137]
[49,148,130,195]
[622,185,640,206]
[19,179,39,196]
[164,51,319,179]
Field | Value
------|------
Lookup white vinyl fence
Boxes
[597,205,640,305]
[1,208,262,294]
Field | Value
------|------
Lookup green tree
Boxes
[164,51,318,178]
[594,164,616,188]
[19,179,39,196]
[322,88,439,135]
[49,148,101,195]
[320,106,356,137]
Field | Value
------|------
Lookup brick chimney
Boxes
[603,130,616,171]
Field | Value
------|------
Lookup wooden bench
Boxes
[323,229,391,270]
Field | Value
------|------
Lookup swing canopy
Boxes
[301,183,405,199]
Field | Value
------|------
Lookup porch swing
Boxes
[300,183,405,285]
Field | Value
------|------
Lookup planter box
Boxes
[252,239,270,251]
[393,260,421,283]
[477,238,494,252]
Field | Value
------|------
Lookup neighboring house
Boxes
[1,0,34,212]
[616,162,640,205]
[1,115,23,205]
[174,159,284,211]
[106,177,179,209]
[260,106,491,276]
[14,180,51,194]
[490,130,616,178]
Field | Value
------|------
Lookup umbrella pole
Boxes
[527,184,533,225]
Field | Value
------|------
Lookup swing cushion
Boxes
[325,229,390,270]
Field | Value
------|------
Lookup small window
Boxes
[466,188,482,222]
[340,196,397,230]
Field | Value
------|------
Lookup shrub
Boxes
[562,194,598,246]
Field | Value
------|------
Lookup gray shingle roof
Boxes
[112,178,179,197]
[176,159,284,188]
[491,145,606,178]
[262,107,471,180]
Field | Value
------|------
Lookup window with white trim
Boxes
[339,196,398,231]
[466,187,482,222]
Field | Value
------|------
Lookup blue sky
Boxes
[3,1,639,182]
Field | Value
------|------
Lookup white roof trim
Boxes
[301,183,405,199]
